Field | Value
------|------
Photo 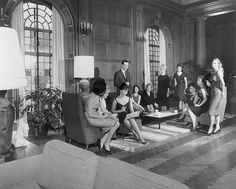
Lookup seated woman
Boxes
[141,83,159,113]
[177,83,199,122]
[132,85,145,112]
[85,79,120,152]
[112,83,146,144]
[187,75,209,131]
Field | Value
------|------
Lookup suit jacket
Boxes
[114,69,131,88]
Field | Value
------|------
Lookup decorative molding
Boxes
[185,0,236,17]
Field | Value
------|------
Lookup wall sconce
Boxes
[79,19,93,46]
[137,32,146,42]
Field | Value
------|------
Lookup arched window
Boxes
[148,27,160,97]
[23,1,53,92]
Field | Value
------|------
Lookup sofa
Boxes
[0,139,190,189]
[62,92,103,149]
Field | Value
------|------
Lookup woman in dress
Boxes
[177,83,199,123]
[187,75,209,131]
[141,83,159,113]
[156,64,170,110]
[85,79,120,152]
[112,83,146,144]
[207,58,226,135]
[173,64,188,110]
[132,85,144,112]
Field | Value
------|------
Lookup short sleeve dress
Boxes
[173,72,187,101]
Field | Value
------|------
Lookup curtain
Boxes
[11,2,29,147]
[144,30,150,86]
[159,30,166,67]
[52,7,65,91]
[11,1,26,121]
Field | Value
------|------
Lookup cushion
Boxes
[37,140,98,189]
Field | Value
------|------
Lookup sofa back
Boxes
[94,156,189,189]
[37,140,98,189]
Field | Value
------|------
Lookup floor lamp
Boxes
[74,56,94,93]
[0,27,27,158]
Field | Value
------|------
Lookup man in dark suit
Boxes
[114,60,131,95]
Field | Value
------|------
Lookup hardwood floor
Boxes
[2,117,236,189]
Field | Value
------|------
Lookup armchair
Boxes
[62,92,103,149]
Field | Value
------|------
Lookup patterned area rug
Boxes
[110,121,190,152]
[110,113,236,152]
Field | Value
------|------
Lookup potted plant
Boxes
[22,88,63,137]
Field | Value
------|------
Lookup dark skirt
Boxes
[175,84,186,101]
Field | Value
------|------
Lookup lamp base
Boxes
[0,91,15,157]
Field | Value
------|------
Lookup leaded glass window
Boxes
[148,27,160,97]
[23,1,52,93]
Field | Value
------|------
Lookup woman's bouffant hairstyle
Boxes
[119,82,129,91]
[92,78,107,97]
[177,63,183,68]
[145,83,152,90]
[213,58,224,73]
[132,85,140,93]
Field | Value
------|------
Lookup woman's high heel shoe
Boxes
[213,124,222,134]
[103,146,111,153]
[140,138,147,145]
[97,139,103,151]
[207,128,213,136]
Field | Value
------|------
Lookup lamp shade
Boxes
[0,27,27,90]
[74,56,94,78]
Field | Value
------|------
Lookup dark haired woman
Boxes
[187,76,209,131]
[173,64,188,110]
[132,85,144,112]
[177,83,199,123]
[85,79,120,152]
[112,83,146,144]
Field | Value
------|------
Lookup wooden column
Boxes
[196,16,207,68]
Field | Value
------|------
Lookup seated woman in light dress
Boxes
[85,79,120,152]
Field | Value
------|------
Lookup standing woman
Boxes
[173,64,188,110]
[207,58,226,135]
[157,64,170,110]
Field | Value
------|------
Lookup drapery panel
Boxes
[52,7,65,91]
[144,30,151,86]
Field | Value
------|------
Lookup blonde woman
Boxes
[207,58,226,135]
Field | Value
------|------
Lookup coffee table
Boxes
[140,110,181,129]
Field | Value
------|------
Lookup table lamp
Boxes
[0,26,27,157]
[74,56,94,92]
